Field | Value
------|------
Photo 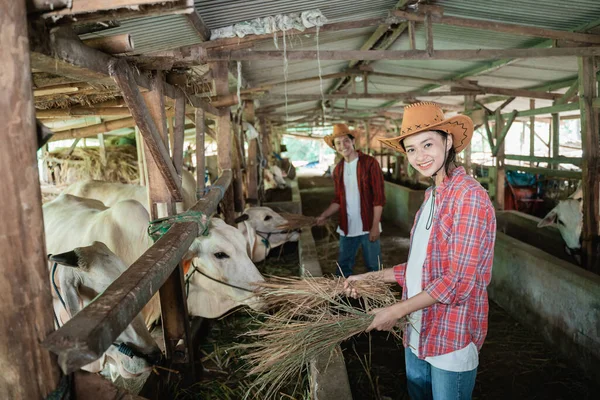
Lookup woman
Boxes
[345,102,496,400]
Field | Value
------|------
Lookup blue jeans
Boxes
[405,348,477,400]
[337,234,381,277]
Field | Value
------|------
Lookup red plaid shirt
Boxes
[393,167,496,358]
[332,151,386,235]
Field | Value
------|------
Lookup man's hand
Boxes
[366,305,405,332]
[369,225,380,242]
[315,215,327,226]
[343,273,369,298]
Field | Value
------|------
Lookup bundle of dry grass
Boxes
[235,275,404,399]
[276,213,317,231]
[45,145,139,185]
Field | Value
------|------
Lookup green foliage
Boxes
[281,137,335,163]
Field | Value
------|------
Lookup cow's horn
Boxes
[234,214,250,224]
[49,250,81,268]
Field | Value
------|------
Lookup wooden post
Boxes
[552,110,560,169]
[464,95,475,176]
[495,109,506,210]
[529,99,535,167]
[211,61,235,225]
[172,94,186,177]
[97,132,106,167]
[365,120,371,154]
[259,116,269,202]
[135,127,146,186]
[246,101,259,202]
[0,0,61,397]
[232,120,245,212]
[578,57,600,274]
[195,108,206,198]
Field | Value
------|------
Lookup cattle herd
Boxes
[42,169,298,384]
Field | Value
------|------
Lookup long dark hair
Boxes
[400,130,456,176]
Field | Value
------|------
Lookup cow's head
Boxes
[264,166,287,190]
[183,219,264,318]
[235,207,301,262]
[50,242,160,379]
[538,185,583,260]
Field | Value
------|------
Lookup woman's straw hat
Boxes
[378,102,473,154]
[323,124,357,150]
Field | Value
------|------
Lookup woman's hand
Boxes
[366,304,406,332]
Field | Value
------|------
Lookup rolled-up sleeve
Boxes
[370,159,386,207]
[424,190,489,304]
[393,262,407,287]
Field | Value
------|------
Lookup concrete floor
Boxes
[298,174,599,400]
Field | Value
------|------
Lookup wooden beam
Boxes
[173,93,186,177]
[503,102,581,119]
[425,12,434,56]
[555,79,579,105]
[504,164,581,179]
[393,9,600,44]
[578,56,600,274]
[50,117,136,141]
[505,154,581,166]
[369,71,480,90]
[493,110,518,156]
[111,61,182,201]
[408,20,416,50]
[245,101,259,202]
[529,100,535,167]
[36,107,132,118]
[82,34,135,54]
[1,0,61,396]
[185,7,210,41]
[495,110,506,210]
[195,108,206,198]
[203,47,600,62]
[188,94,226,117]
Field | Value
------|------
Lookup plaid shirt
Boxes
[332,151,386,235]
[393,167,496,358]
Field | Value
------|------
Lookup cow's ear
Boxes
[234,214,249,224]
[537,210,557,228]
[49,250,80,268]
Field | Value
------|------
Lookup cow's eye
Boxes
[214,252,229,259]
[264,215,272,221]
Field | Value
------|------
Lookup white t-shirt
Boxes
[405,192,479,372]
[336,158,382,237]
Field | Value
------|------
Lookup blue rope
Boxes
[148,210,210,241]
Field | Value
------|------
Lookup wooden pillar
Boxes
[232,120,245,212]
[464,95,475,176]
[211,61,235,225]
[97,133,106,167]
[365,120,371,155]
[259,116,270,202]
[246,102,259,203]
[578,57,600,274]
[529,99,535,167]
[495,109,506,210]
[195,108,206,198]
[552,110,560,169]
[135,127,146,186]
[0,0,61,397]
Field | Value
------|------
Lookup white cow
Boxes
[43,194,264,325]
[236,206,301,262]
[49,242,160,380]
[538,183,583,260]
[264,165,287,190]
[62,169,198,213]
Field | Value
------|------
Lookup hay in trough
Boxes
[45,145,139,185]
[234,275,403,399]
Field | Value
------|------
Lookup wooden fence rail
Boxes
[43,170,232,373]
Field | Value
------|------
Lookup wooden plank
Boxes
[504,101,581,119]
[43,222,198,373]
[493,110,518,156]
[504,154,581,166]
[173,94,186,176]
[135,127,146,186]
[196,108,206,198]
[0,1,61,396]
[555,79,579,105]
[50,117,136,141]
[111,60,182,202]
[578,56,600,274]
[211,61,235,225]
[37,107,132,118]
[202,47,600,62]
[408,20,416,50]
[393,9,600,44]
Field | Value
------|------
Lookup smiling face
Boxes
[402,130,452,179]
[333,135,356,159]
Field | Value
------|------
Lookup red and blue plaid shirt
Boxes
[393,167,496,358]
[332,151,386,235]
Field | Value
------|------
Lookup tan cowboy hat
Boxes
[378,102,473,154]
[323,123,357,150]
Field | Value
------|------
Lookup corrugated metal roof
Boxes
[79,14,203,55]
[194,0,397,29]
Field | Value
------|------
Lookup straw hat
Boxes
[323,124,357,150]
[378,102,473,154]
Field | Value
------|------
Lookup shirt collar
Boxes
[427,166,466,195]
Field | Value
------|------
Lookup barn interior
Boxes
[2,0,600,399]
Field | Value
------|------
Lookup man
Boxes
[316,123,386,277]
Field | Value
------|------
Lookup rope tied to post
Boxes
[148,210,210,242]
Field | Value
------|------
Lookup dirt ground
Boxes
[299,175,599,400]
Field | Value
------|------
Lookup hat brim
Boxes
[378,115,473,154]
